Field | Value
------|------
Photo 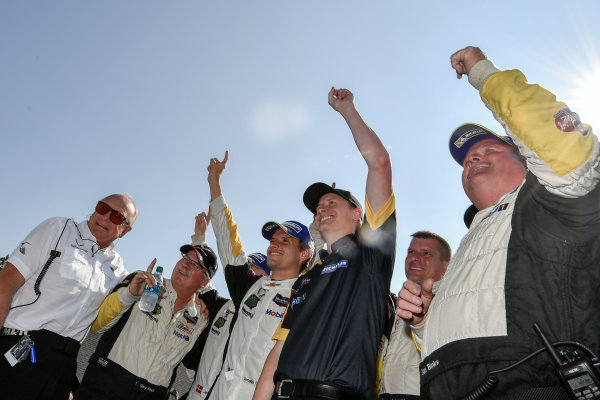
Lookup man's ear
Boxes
[352,207,363,222]
[441,260,449,276]
[120,226,132,238]
[300,249,312,264]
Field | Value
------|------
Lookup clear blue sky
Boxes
[2,1,599,297]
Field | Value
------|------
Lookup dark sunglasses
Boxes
[95,201,129,225]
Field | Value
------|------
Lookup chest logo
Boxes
[272,294,290,308]
[214,316,227,329]
[183,310,198,325]
[143,304,162,320]
[482,203,509,221]
[244,294,260,310]
[290,294,306,309]
[321,260,349,275]
[173,330,190,341]
[176,322,193,334]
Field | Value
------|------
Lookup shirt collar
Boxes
[323,233,356,261]
[165,279,201,318]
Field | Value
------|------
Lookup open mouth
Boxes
[467,162,491,180]
[319,215,333,224]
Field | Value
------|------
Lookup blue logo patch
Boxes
[290,294,306,309]
[265,309,285,318]
[321,260,349,275]
[173,330,190,341]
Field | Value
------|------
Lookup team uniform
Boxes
[214,265,295,399]
[416,60,600,399]
[185,298,236,399]
[76,278,208,400]
[0,217,128,400]
[180,229,235,400]
[273,193,396,400]
[379,315,421,399]
[207,194,297,400]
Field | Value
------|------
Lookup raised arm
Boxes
[452,46,598,195]
[191,211,210,246]
[328,87,392,213]
[207,151,248,268]
[208,151,229,202]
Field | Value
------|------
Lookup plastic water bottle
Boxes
[138,266,164,312]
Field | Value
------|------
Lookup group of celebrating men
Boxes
[1,45,599,400]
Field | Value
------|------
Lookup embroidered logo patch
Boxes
[482,203,509,221]
[290,294,306,309]
[214,316,226,329]
[183,310,198,325]
[297,277,311,287]
[454,127,487,148]
[173,330,190,341]
[272,294,290,308]
[321,260,349,275]
[554,108,589,136]
[177,322,193,334]
[19,242,30,255]
[244,294,260,309]
[143,304,162,320]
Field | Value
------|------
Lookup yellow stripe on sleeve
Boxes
[272,322,289,342]
[223,205,245,259]
[365,192,396,230]
[375,354,384,396]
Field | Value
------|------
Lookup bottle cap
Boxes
[156,266,163,273]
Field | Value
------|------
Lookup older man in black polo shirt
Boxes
[254,87,395,400]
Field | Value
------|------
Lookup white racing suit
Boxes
[192,194,295,400]
[76,279,208,400]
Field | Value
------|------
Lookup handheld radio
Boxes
[534,323,600,400]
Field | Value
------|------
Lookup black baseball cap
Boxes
[179,244,218,279]
[303,182,362,215]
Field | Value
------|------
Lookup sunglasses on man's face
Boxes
[95,201,129,225]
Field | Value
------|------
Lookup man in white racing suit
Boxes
[202,151,314,400]
[397,46,600,399]
[75,244,216,400]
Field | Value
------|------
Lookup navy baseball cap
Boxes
[261,220,314,252]
[303,182,362,215]
[180,244,218,279]
[248,252,271,275]
[449,123,514,165]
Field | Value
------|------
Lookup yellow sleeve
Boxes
[481,69,594,177]
[91,288,128,331]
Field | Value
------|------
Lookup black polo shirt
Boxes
[273,194,396,400]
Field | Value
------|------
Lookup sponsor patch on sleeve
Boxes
[554,108,590,136]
